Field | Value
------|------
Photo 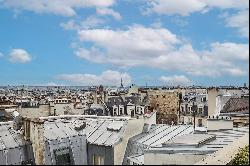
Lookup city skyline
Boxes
[0,0,249,86]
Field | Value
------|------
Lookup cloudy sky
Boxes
[0,0,249,86]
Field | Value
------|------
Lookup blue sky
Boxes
[0,0,249,86]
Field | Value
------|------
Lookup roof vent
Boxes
[107,121,123,131]
[74,122,86,131]
[143,124,151,133]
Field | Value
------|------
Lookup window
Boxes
[141,108,144,114]
[198,108,203,114]
[113,108,118,116]
[136,107,141,114]
[181,117,184,123]
[188,118,192,123]
[198,119,203,127]
[203,97,206,102]
[189,107,192,112]
[93,155,104,165]
[54,147,73,165]
[120,107,123,115]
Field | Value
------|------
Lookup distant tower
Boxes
[120,77,124,88]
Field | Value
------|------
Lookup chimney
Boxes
[208,88,219,117]
[23,117,46,165]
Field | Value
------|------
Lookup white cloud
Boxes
[1,0,117,16]
[60,20,79,30]
[223,68,247,77]
[78,25,180,53]
[160,75,192,86]
[75,25,248,77]
[44,82,64,86]
[144,0,249,38]
[145,0,249,16]
[57,70,132,86]
[81,16,106,29]
[32,82,65,86]
[225,10,249,38]
[96,7,122,20]
[8,49,32,63]
[203,42,249,61]
[144,0,207,16]
[204,0,249,10]
[61,16,106,31]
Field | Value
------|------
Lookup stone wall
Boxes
[148,90,179,125]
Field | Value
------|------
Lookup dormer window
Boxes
[119,107,124,115]
[113,107,118,116]
[136,107,140,114]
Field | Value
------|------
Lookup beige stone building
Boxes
[147,90,179,125]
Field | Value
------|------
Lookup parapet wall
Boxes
[207,116,233,131]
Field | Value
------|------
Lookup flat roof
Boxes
[162,134,216,147]
[146,126,249,155]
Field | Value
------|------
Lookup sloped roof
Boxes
[44,117,128,147]
[0,122,34,165]
[221,97,249,113]
[86,118,128,146]
[106,96,125,107]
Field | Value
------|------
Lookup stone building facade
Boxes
[147,90,179,125]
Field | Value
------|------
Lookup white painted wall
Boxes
[144,153,206,165]
[19,105,50,118]
[144,112,157,125]
[114,118,145,165]
[207,119,233,131]
[180,115,207,127]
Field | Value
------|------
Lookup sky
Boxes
[0,0,249,87]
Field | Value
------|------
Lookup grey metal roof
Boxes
[146,126,249,154]
[162,134,215,147]
[130,125,194,147]
[44,117,129,147]
[107,96,125,107]
[86,119,128,146]
[123,125,195,165]
[0,123,22,150]
[0,122,34,165]
[125,125,249,165]
[44,119,86,141]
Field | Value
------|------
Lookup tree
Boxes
[231,145,249,165]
